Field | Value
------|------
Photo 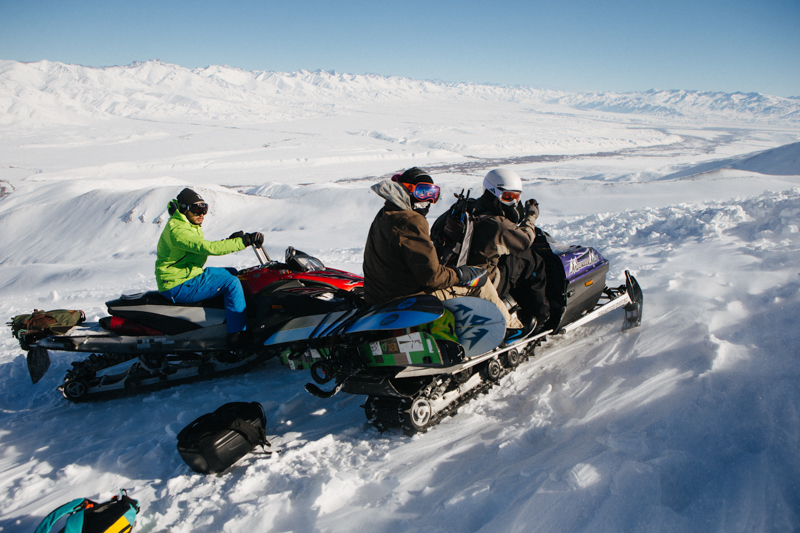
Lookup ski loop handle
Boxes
[305,380,346,399]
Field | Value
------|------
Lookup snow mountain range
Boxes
[2,59,799,127]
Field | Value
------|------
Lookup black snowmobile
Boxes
[271,230,643,434]
[27,246,365,401]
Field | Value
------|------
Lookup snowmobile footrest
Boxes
[341,374,409,398]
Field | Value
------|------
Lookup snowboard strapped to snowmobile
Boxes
[26,245,364,402]
[281,229,643,434]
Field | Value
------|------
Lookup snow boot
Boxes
[227,330,253,350]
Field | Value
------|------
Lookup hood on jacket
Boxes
[167,198,182,217]
[371,180,415,211]
[167,199,194,224]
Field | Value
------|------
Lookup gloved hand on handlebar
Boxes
[228,231,244,240]
[455,265,488,288]
[242,232,264,247]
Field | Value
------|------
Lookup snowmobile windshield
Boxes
[293,255,324,272]
[286,247,325,272]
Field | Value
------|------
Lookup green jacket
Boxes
[155,200,246,291]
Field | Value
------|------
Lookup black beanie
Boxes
[398,167,433,185]
[176,188,204,212]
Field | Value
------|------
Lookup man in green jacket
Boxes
[156,188,263,348]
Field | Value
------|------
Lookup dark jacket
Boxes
[467,194,537,281]
[363,181,459,305]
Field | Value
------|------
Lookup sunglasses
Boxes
[188,202,208,215]
[401,182,441,203]
[499,190,521,205]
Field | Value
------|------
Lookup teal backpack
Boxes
[34,490,139,533]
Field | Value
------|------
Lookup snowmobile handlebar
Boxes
[253,244,271,266]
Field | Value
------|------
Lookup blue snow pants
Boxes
[160,267,247,334]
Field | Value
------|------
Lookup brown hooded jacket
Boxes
[363,181,459,305]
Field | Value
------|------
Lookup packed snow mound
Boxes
[0,179,378,300]
[659,141,800,180]
[551,188,800,253]
[2,60,799,128]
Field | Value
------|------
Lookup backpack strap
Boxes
[33,498,89,533]
[228,418,268,447]
[116,490,141,529]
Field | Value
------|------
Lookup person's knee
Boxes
[223,277,244,298]
[212,268,241,289]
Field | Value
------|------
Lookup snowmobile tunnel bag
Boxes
[176,401,268,474]
[9,309,85,350]
[533,233,609,330]
[34,489,139,533]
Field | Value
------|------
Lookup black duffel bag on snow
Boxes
[177,402,270,474]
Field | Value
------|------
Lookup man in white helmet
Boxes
[465,168,550,332]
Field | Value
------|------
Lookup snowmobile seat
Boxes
[104,291,227,335]
[108,291,225,309]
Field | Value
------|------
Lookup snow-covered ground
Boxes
[1,60,799,532]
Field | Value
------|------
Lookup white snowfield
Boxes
[1,60,799,532]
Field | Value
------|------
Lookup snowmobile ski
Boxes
[27,346,51,384]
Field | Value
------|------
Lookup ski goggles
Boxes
[188,202,208,215]
[401,182,441,203]
[499,190,521,205]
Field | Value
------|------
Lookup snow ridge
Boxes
[2,59,799,127]
[553,89,800,121]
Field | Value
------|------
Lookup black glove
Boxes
[455,266,488,288]
[228,231,244,240]
[524,198,539,220]
[242,232,264,247]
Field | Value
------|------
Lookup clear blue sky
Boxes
[1,0,798,97]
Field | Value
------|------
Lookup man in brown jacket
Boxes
[363,168,519,328]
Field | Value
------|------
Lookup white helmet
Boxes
[482,169,523,206]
